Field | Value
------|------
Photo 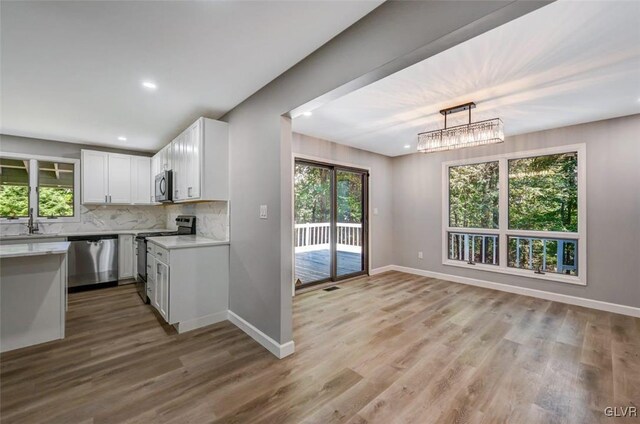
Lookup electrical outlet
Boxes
[418,251,423,259]
[259,204,268,219]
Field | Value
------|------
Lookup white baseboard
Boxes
[380,265,640,318]
[227,310,295,359]
[174,310,229,334]
[370,265,395,275]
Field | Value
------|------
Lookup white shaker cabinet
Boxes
[132,156,152,204]
[118,234,134,280]
[82,150,154,205]
[155,259,169,321]
[107,154,132,204]
[146,240,229,333]
[81,150,109,203]
[159,117,228,203]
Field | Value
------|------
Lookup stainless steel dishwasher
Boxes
[67,235,118,289]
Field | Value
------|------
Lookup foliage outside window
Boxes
[444,146,585,284]
[38,161,75,217]
[449,161,499,229]
[0,158,30,218]
[508,153,578,232]
[0,156,78,221]
[294,163,331,224]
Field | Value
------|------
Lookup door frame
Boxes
[292,153,371,293]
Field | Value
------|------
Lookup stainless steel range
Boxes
[135,215,196,302]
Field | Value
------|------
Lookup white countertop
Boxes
[0,241,71,259]
[147,235,229,249]
[0,229,173,241]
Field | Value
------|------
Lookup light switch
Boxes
[373,208,379,215]
[260,204,268,219]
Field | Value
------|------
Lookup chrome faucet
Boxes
[27,208,39,234]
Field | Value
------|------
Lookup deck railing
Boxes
[295,222,362,253]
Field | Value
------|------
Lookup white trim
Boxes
[370,265,395,275]
[291,153,372,296]
[0,152,81,224]
[442,144,587,286]
[382,265,640,318]
[173,310,228,334]
[227,310,295,358]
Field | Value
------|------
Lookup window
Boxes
[37,161,75,217]
[449,161,499,229]
[0,154,79,222]
[443,145,586,285]
[0,158,30,218]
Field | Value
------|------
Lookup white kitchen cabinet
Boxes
[132,156,152,204]
[82,150,155,205]
[81,150,109,203]
[171,133,187,201]
[147,240,229,333]
[147,253,156,308]
[155,259,169,321]
[158,117,228,203]
[118,235,134,280]
[107,154,132,204]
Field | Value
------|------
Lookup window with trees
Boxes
[0,154,79,221]
[443,145,586,285]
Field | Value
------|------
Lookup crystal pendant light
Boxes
[417,102,504,153]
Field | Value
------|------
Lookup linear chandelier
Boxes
[417,102,504,153]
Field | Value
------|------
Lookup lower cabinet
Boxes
[147,241,229,333]
[155,260,169,321]
[117,235,135,280]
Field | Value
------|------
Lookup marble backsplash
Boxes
[0,205,167,236]
[0,202,229,240]
[164,201,229,240]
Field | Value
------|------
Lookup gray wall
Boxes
[222,1,548,345]
[292,132,394,269]
[391,114,640,308]
[0,134,152,159]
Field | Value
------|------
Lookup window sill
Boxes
[443,260,586,286]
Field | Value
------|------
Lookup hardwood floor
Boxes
[1,271,638,423]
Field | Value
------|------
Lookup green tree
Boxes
[38,187,74,217]
[0,185,29,217]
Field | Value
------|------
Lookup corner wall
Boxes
[219,0,550,350]
[391,114,640,308]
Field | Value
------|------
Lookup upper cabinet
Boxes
[153,117,228,203]
[131,156,152,204]
[81,150,109,204]
[81,150,152,205]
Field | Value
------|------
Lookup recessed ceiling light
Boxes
[302,111,312,117]
[142,81,157,90]
[118,136,127,141]
[404,144,411,149]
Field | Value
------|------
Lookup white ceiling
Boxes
[0,1,382,152]
[293,0,640,157]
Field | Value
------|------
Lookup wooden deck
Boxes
[295,249,362,283]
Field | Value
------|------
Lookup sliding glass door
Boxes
[294,160,368,287]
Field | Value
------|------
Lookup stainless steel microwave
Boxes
[155,170,173,203]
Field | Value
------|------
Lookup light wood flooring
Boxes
[1,271,639,423]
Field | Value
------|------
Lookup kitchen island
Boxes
[0,241,70,352]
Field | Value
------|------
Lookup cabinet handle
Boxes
[188,187,192,197]
[109,195,112,203]
[105,195,108,203]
